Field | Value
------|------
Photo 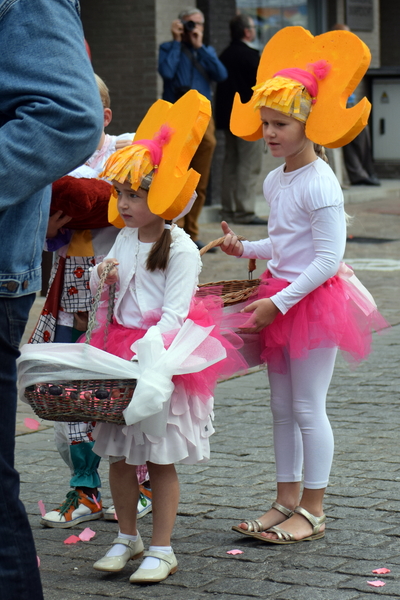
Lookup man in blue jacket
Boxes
[0,1,103,598]
[159,7,227,249]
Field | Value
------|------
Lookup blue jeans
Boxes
[0,295,43,600]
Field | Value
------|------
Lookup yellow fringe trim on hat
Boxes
[99,144,153,190]
[252,76,312,121]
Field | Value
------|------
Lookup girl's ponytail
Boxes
[146,221,173,272]
[314,143,329,163]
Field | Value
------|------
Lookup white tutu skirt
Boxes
[92,382,214,465]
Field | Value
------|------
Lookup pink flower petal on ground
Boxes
[227,549,243,555]
[38,500,46,517]
[367,580,386,587]
[372,568,391,574]
[63,535,80,545]
[24,417,40,430]
[79,528,96,541]
[37,556,40,568]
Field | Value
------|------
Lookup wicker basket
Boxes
[25,379,135,424]
[197,235,260,306]
[24,263,136,424]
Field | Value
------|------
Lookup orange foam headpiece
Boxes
[103,90,211,227]
[230,26,371,148]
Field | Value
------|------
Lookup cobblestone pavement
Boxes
[16,184,400,599]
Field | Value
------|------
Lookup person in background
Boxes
[333,24,380,187]
[0,1,103,598]
[158,6,228,250]
[215,13,267,225]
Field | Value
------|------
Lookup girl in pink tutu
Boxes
[84,92,247,583]
[220,27,388,545]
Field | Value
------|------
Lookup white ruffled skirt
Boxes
[92,382,214,465]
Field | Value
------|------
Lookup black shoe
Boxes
[195,240,217,254]
[235,216,268,225]
[352,177,381,186]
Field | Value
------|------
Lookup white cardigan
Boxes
[90,225,202,333]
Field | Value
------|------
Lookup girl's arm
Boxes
[157,246,201,333]
[271,204,344,314]
[241,204,344,331]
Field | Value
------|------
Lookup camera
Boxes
[182,19,196,32]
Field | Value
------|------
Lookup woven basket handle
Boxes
[85,262,116,346]
[199,235,257,279]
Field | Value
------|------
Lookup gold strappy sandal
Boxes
[253,506,326,544]
[231,502,293,537]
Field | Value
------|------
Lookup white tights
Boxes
[268,346,337,489]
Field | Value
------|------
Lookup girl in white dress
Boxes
[87,95,246,583]
[220,27,387,545]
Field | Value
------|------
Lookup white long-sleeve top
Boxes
[90,225,202,333]
[241,158,346,315]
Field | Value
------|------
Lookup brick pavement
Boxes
[16,184,400,599]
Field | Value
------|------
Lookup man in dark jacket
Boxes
[215,14,267,225]
[159,7,227,248]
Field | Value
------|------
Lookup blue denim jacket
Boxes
[0,0,103,297]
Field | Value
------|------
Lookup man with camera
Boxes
[158,7,227,250]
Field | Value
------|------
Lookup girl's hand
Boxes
[220,221,244,257]
[239,298,280,333]
[47,210,72,238]
[97,258,119,285]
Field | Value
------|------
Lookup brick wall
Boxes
[81,0,158,135]
[380,0,400,67]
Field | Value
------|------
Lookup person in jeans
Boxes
[0,1,103,598]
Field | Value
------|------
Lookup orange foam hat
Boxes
[108,90,211,227]
[230,26,371,148]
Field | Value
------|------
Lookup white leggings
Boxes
[268,346,337,489]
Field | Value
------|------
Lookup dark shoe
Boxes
[195,240,217,254]
[352,177,381,186]
[235,216,268,225]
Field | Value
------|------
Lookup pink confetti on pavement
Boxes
[24,417,40,430]
[38,500,46,517]
[91,494,101,509]
[63,535,80,545]
[367,580,386,587]
[227,549,243,555]
[37,556,40,568]
[79,528,96,542]
[372,568,391,574]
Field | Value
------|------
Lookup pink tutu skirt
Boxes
[80,295,248,404]
[255,269,389,373]
[78,296,248,465]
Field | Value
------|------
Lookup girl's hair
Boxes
[314,144,329,163]
[146,221,173,272]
